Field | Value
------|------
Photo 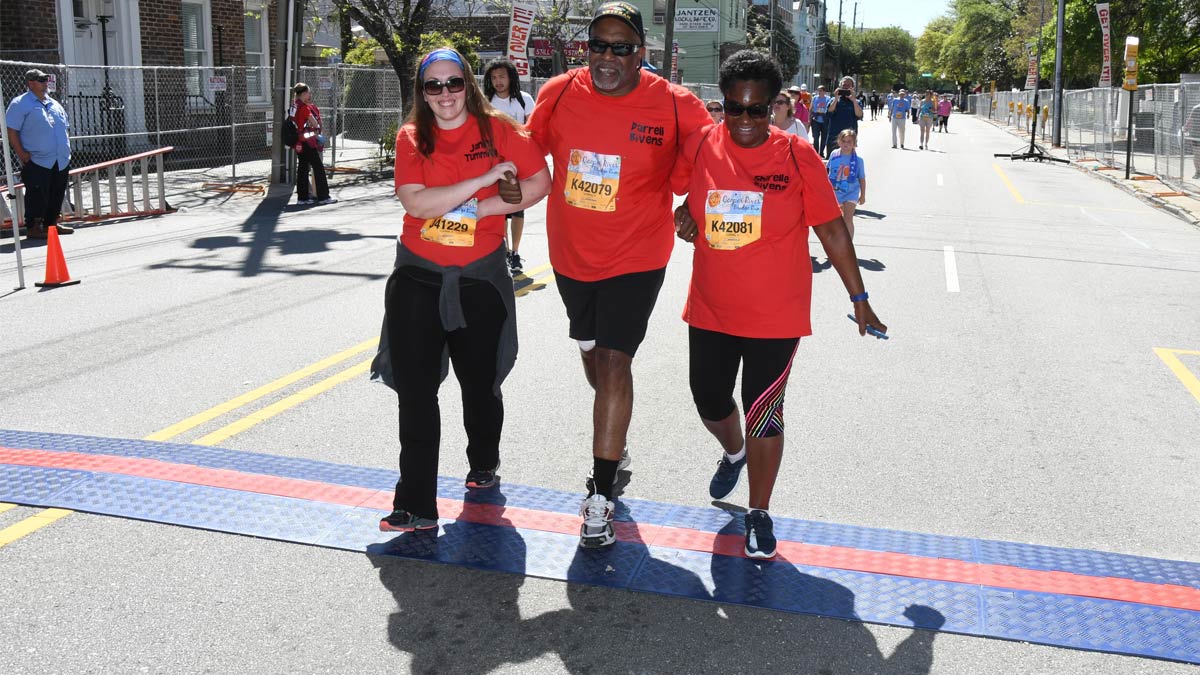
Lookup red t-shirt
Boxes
[394,116,547,267]
[673,125,842,338]
[527,68,712,281]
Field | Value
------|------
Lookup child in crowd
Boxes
[826,129,866,241]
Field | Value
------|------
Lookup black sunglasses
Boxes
[706,105,722,113]
[422,76,466,95]
[722,100,771,119]
[587,38,640,57]
[31,76,49,83]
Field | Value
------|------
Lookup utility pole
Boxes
[836,0,843,77]
[769,0,775,63]
[1051,0,1065,146]
[852,2,857,37]
[662,0,676,73]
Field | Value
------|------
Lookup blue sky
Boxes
[833,0,953,36]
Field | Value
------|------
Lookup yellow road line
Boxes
[1154,348,1200,405]
[514,262,552,281]
[0,503,17,515]
[144,337,379,441]
[0,508,72,547]
[193,357,374,446]
[993,164,1026,204]
[516,272,556,298]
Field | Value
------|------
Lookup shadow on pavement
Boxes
[811,257,886,274]
[369,488,942,675]
[855,209,886,220]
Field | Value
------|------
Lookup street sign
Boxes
[318,76,333,90]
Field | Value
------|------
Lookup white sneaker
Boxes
[578,494,615,548]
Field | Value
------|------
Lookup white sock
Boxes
[724,443,746,463]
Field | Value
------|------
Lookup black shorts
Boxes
[555,267,666,357]
[689,327,800,438]
[508,210,525,219]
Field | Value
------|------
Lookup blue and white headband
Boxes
[418,49,466,79]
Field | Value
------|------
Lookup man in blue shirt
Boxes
[5,69,73,238]
[810,85,832,159]
[889,88,910,149]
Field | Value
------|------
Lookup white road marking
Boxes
[944,246,960,293]
[936,173,944,186]
[1080,206,1152,249]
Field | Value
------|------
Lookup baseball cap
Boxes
[25,69,49,82]
[590,2,645,42]
[799,84,808,92]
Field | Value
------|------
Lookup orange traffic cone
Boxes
[35,225,81,288]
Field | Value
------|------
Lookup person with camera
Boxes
[823,77,863,158]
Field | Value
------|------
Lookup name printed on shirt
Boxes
[753,173,791,192]
[464,140,498,162]
[629,120,666,146]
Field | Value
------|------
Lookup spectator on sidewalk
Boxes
[483,58,538,273]
[289,83,335,205]
[5,69,74,239]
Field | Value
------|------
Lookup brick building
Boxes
[1,0,282,164]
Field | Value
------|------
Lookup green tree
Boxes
[334,0,436,111]
[858,26,917,90]
[749,9,800,81]
[939,0,1019,88]
[487,0,598,76]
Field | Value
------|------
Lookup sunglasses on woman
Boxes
[706,105,723,113]
[721,100,771,119]
[423,77,466,95]
[586,38,640,57]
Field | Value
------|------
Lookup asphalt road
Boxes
[1,110,1198,674]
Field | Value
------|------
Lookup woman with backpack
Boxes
[288,82,335,205]
[483,59,537,273]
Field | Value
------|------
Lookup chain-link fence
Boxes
[968,83,1200,195]
[3,58,738,221]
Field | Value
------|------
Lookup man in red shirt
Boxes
[526,1,712,548]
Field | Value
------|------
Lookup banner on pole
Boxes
[507,2,536,77]
[1096,3,1112,88]
[1024,43,1038,90]
[670,41,679,84]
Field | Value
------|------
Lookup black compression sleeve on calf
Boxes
[591,457,620,500]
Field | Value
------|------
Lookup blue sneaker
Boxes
[708,454,746,499]
[744,510,777,559]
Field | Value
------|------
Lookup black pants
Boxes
[811,121,827,157]
[296,144,328,201]
[22,161,70,224]
[387,267,507,519]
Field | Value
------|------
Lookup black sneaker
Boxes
[744,510,777,559]
[379,509,438,532]
[708,453,747,499]
[465,462,500,490]
[509,253,524,274]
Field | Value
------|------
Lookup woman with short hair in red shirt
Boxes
[672,50,887,559]
[373,47,550,532]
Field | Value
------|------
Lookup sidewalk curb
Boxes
[977,116,1200,228]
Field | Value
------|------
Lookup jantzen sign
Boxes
[674,8,718,32]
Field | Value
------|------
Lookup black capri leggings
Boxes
[688,327,800,438]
